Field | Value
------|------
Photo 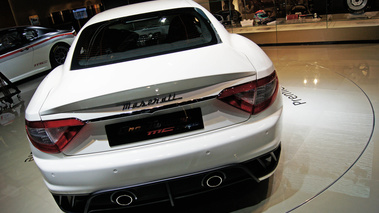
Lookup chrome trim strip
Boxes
[88,96,215,122]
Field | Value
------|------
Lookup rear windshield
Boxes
[71,8,219,70]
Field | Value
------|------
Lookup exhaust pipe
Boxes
[111,191,137,206]
[116,194,134,206]
[202,172,225,188]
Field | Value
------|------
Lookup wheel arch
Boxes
[49,42,71,68]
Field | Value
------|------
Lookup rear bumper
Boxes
[34,104,282,194]
[53,144,281,213]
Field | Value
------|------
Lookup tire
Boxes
[50,43,70,68]
[345,0,370,13]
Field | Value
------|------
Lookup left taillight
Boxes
[217,71,279,115]
[25,118,85,154]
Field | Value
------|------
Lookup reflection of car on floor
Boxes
[0,26,75,82]
[25,0,282,212]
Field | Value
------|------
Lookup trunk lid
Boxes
[38,44,257,155]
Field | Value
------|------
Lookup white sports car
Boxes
[0,26,75,82]
[25,0,282,212]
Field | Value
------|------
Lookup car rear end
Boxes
[25,1,282,212]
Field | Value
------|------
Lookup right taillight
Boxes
[25,118,85,154]
[217,71,279,114]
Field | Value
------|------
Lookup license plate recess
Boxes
[106,108,204,147]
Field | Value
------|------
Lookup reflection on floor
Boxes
[0,43,378,213]
[256,43,378,213]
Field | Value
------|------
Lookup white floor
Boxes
[250,43,379,213]
[0,43,378,212]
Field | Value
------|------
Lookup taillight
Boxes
[25,119,85,154]
[217,71,279,114]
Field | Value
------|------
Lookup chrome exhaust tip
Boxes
[116,194,133,206]
[111,191,137,206]
[202,172,225,188]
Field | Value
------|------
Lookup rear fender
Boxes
[25,66,64,121]
[228,34,275,79]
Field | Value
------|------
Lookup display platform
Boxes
[227,12,379,44]
[0,43,378,212]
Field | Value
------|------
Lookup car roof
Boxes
[83,0,198,27]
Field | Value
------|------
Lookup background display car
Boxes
[25,0,282,212]
[0,26,75,82]
[286,0,375,15]
[340,0,373,13]
[245,0,377,22]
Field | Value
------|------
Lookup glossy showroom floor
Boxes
[0,43,378,213]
